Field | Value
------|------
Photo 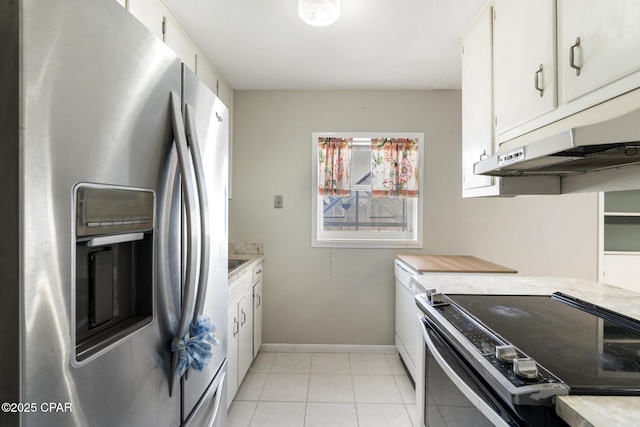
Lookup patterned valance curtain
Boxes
[318,137,353,196]
[371,138,419,198]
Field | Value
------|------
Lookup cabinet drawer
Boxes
[252,262,263,284]
[229,270,252,302]
[394,261,415,286]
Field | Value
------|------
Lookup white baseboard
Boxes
[259,343,398,354]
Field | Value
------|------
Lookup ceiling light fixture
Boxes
[298,0,341,27]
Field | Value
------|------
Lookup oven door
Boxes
[418,317,519,427]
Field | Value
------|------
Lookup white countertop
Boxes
[228,254,264,281]
[412,274,640,427]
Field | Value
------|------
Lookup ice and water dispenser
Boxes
[74,184,154,363]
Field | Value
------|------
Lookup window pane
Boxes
[351,145,371,181]
[322,192,413,232]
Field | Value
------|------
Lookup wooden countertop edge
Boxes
[397,254,517,274]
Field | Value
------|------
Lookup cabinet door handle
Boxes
[570,37,581,76]
[233,317,239,337]
[240,309,246,326]
[256,294,262,308]
[534,64,544,97]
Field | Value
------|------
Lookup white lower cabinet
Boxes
[226,306,239,408]
[226,270,252,408]
[237,292,254,381]
[226,260,264,408]
[395,257,516,384]
[394,261,422,380]
[253,279,263,358]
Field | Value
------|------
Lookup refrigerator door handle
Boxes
[169,91,200,394]
[184,103,211,320]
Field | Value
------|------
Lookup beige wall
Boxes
[229,90,599,345]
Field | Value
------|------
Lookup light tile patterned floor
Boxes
[228,352,420,427]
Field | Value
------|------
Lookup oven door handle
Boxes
[421,319,510,427]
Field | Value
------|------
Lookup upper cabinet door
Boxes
[493,0,557,134]
[163,14,197,72]
[128,0,165,39]
[461,6,495,194]
[558,0,640,104]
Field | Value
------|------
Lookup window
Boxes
[312,132,424,248]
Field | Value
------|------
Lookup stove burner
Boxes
[488,305,532,319]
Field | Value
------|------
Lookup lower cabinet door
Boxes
[238,293,254,381]
[226,305,239,408]
[253,281,263,358]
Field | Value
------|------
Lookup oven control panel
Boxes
[427,297,564,388]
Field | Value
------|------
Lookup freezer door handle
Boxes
[205,373,225,427]
[169,91,200,394]
[184,103,211,321]
[182,368,227,427]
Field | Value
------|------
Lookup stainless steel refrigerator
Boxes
[0,0,228,426]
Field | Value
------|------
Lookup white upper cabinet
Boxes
[163,14,197,72]
[493,0,557,134]
[558,0,640,104]
[195,53,234,108]
[462,6,496,195]
[127,0,233,105]
[128,0,164,39]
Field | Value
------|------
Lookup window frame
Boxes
[311,132,424,249]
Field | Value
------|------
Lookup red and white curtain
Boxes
[370,138,419,198]
[318,137,353,196]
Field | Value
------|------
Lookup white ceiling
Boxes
[162,0,488,90]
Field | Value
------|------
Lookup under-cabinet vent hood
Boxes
[475,92,640,181]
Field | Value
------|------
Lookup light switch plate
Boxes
[274,195,283,208]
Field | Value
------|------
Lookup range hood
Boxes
[475,93,640,179]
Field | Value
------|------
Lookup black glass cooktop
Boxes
[448,293,640,393]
